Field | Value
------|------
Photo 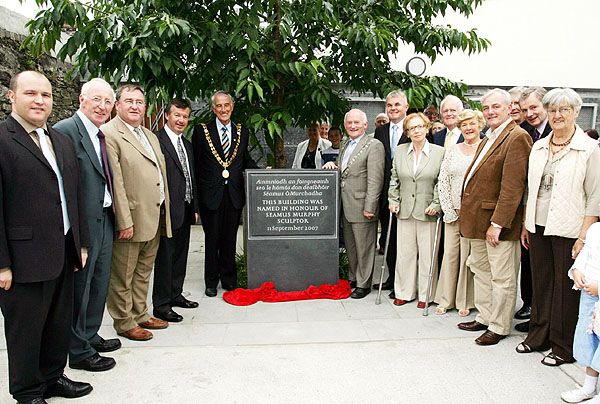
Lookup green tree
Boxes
[25,0,489,167]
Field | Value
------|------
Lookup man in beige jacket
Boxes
[325,109,384,298]
[103,84,172,341]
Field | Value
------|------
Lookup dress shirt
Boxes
[389,119,404,158]
[408,140,430,174]
[76,110,112,208]
[463,117,512,229]
[164,125,192,177]
[445,128,462,147]
[216,118,232,151]
[118,116,165,204]
[11,112,54,158]
[341,133,365,171]
[535,118,549,138]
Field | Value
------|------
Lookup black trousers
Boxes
[200,187,241,289]
[379,204,397,284]
[0,232,75,402]
[520,244,533,307]
[153,202,194,311]
[524,226,579,361]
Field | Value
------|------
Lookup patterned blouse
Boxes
[438,144,476,223]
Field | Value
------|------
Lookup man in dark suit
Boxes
[192,91,257,297]
[53,78,121,373]
[432,95,465,147]
[153,98,199,322]
[458,88,532,346]
[513,86,551,333]
[373,90,410,297]
[0,71,92,403]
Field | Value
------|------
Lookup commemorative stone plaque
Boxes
[245,169,339,291]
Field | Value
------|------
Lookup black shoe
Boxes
[171,297,199,309]
[153,309,183,323]
[372,280,393,290]
[222,284,236,292]
[17,399,48,404]
[70,353,116,372]
[205,288,217,297]
[388,291,395,299]
[515,321,530,332]
[349,280,357,289]
[514,305,531,320]
[351,287,370,299]
[90,337,121,353]
[43,375,93,399]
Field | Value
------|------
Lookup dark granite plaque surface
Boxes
[246,170,339,291]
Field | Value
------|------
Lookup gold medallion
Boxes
[222,169,230,179]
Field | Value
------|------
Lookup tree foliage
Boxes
[25,0,490,167]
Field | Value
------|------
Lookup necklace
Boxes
[550,131,574,147]
[201,123,242,178]
[463,140,481,147]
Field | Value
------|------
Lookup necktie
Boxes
[341,140,356,171]
[444,130,453,148]
[36,128,71,234]
[534,129,540,142]
[134,127,165,204]
[391,125,399,158]
[177,136,192,204]
[97,130,115,213]
[221,126,230,159]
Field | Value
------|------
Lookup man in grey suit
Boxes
[53,78,121,372]
[324,109,385,298]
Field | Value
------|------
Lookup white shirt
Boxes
[570,222,600,285]
[408,140,430,174]
[535,118,549,137]
[342,133,365,171]
[446,127,462,146]
[389,119,404,148]
[216,118,232,148]
[164,125,191,176]
[464,117,512,188]
[77,110,112,208]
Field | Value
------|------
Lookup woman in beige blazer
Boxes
[388,113,445,307]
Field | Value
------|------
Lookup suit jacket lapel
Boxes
[415,149,431,178]
[9,117,53,171]
[116,119,154,162]
[343,135,369,173]
[159,129,184,175]
[74,114,105,179]
[208,121,227,160]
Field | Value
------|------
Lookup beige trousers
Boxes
[394,217,439,302]
[342,215,378,288]
[465,238,520,335]
[434,223,474,311]
[107,228,160,333]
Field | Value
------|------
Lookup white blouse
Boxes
[570,222,600,285]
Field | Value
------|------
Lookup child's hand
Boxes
[584,281,599,297]
[573,268,587,289]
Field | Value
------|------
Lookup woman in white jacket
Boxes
[518,88,600,367]
[292,123,331,169]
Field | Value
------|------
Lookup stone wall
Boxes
[0,27,81,125]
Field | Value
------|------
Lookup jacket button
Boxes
[156,203,160,206]
[157,183,160,186]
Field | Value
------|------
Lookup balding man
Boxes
[0,71,92,403]
[54,78,120,372]
[433,95,465,147]
[324,109,384,298]
[458,89,532,345]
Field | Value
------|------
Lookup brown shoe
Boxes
[457,320,488,332]
[118,326,153,341]
[139,317,168,330]
[475,330,506,345]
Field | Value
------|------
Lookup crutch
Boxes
[423,216,442,316]
[375,210,394,305]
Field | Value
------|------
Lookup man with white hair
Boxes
[324,109,384,298]
[54,78,121,371]
[458,88,532,345]
[433,95,465,147]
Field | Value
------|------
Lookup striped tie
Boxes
[221,126,230,159]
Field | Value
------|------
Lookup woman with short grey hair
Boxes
[517,88,600,367]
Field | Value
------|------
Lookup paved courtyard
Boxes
[0,225,586,403]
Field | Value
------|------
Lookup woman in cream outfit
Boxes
[388,112,445,307]
[434,109,484,315]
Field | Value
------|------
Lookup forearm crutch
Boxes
[375,210,394,305]
[423,216,442,316]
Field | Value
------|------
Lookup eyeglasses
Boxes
[547,107,573,116]
[122,99,145,106]
[407,124,427,133]
[86,96,114,107]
